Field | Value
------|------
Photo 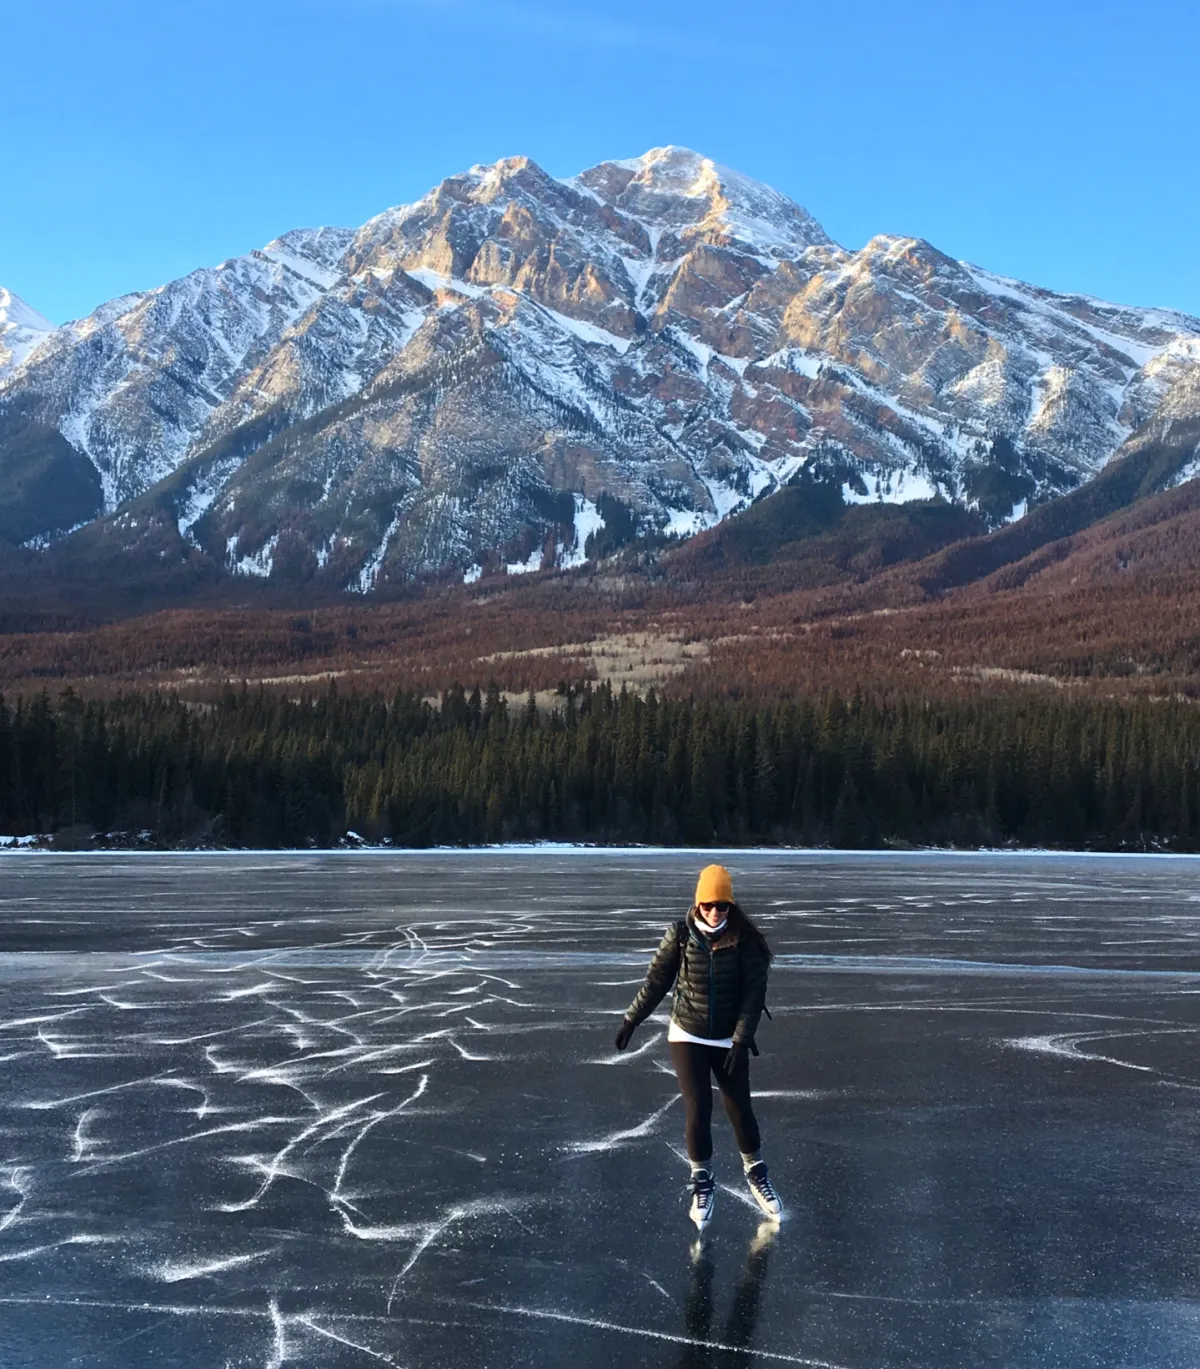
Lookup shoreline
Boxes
[4,838,1200,860]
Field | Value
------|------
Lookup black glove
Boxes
[614,1018,636,1051]
[724,1040,748,1074]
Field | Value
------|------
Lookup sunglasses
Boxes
[699,901,731,914]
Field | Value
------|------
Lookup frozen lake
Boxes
[2,851,1200,1368]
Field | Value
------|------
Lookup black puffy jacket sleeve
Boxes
[624,923,683,1027]
[733,938,769,1046]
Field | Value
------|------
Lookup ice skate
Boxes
[745,1161,782,1220]
[688,1169,716,1231]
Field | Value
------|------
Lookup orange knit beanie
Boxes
[694,864,734,906]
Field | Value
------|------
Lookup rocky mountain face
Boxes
[2,146,1199,589]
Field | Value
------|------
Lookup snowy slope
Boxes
[0,288,53,383]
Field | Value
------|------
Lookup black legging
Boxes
[669,1040,761,1163]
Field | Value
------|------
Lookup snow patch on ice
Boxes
[564,1096,678,1154]
[152,1249,277,1283]
[1004,1033,1156,1073]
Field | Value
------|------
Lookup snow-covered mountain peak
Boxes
[467,154,549,197]
[4,147,1200,590]
[577,146,835,258]
[0,287,53,383]
[0,287,51,332]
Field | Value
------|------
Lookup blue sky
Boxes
[4,0,1198,323]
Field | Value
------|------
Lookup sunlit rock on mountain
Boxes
[1,146,1198,590]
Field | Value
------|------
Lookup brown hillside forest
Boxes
[2,456,1199,850]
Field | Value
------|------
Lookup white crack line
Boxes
[468,1303,849,1366]
[333,1075,429,1199]
[295,1315,405,1366]
[563,1096,679,1154]
[71,1106,103,1162]
[0,1167,30,1233]
[217,1095,385,1213]
[267,1298,287,1369]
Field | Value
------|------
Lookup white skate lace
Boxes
[749,1167,776,1200]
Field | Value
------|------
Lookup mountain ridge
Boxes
[3,145,1199,595]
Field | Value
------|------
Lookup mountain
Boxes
[2,146,1199,592]
[0,289,52,383]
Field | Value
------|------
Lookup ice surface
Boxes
[2,851,1200,1367]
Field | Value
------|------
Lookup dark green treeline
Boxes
[1,684,1198,850]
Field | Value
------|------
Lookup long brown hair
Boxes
[732,904,774,965]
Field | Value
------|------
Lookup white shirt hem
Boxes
[668,1019,734,1049]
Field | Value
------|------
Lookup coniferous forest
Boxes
[1,684,1198,851]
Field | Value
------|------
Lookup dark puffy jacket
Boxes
[624,910,769,1048]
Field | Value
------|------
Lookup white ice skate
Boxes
[688,1170,716,1231]
[745,1162,782,1220]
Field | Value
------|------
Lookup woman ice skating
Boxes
[614,863,781,1231]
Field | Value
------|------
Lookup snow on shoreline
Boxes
[3,838,1199,861]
